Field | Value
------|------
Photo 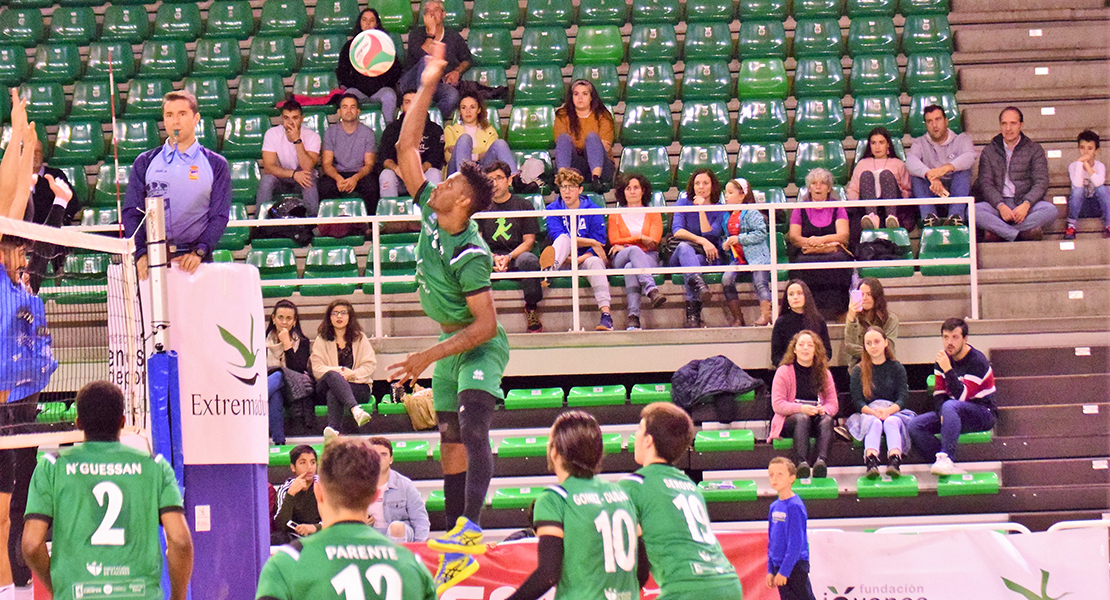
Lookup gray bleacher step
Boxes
[990,345,1109,377]
[962,100,1110,144]
[703,462,1002,498]
[978,238,1110,269]
[994,373,1110,406]
[953,23,1110,61]
[1001,458,1110,488]
[958,61,1110,96]
[980,281,1110,320]
[996,404,1110,438]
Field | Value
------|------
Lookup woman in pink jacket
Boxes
[769,330,838,479]
[846,126,912,232]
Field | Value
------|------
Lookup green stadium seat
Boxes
[630,383,671,404]
[468,28,516,68]
[193,117,219,149]
[0,45,28,86]
[791,477,839,499]
[19,83,64,125]
[737,58,788,99]
[793,0,842,17]
[236,74,285,115]
[423,489,445,512]
[86,42,137,80]
[183,77,232,118]
[0,121,47,154]
[8,0,51,8]
[900,0,949,14]
[374,397,407,416]
[852,94,904,138]
[504,388,564,409]
[299,109,329,141]
[568,384,627,407]
[918,226,969,276]
[676,145,731,188]
[737,98,788,142]
[629,24,679,62]
[368,242,418,294]
[101,6,151,44]
[680,60,732,101]
[31,43,82,84]
[795,140,848,185]
[904,53,956,93]
[57,166,90,206]
[848,16,897,56]
[293,71,339,99]
[506,105,556,150]
[693,429,755,452]
[512,65,564,105]
[908,93,961,137]
[519,27,569,66]
[738,20,787,59]
[81,207,120,228]
[573,26,624,65]
[526,0,573,26]
[56,252,110,304]
[578,0,628,25]
[792,18,844,57]
[738,0,787,20]
[850,53,902,94]
[848,0,896,15]
[736,142,789,186]
[498,436,548,458]
[51,120,105,166]
[312,0,358,32]
[124,78,173,118]
[571,63,620,104]
[957,430,993,444]
[858,228,913,277]
[192,38,243,78]
[622,103,674,146]
[212,249,235,263]
[301,245,359,296]
[113,119,160,161]
[625,62,676,103]
[205,1,257,40]
[699,480,758,502]
[221,113,269,159]
[439,0,467,29]
[632,0,682,23]
[92,164,130,208]
[0,9,44,47]
[49,7,97,45]
[302,34,346,71]
[620,146,672,190]
[902,15,952,54]
[385,440,428,462]
[684,22,734,61]
[153,4,202,41]
[793,97,847,141]
[856,474,919,498]
[248,36,299,76]
[246,248,298,297]
[139,41,188,79]
[936,472,999,497]
[260,0,309,36]
[376,0,414,33]
[216,204,250,251]
[793,57,846,97]
[471,0,521,27]
[228,159,261,203]
[679,101,730,144]
[491,487,544,509]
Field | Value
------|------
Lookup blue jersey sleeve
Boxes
[198,149,232,255]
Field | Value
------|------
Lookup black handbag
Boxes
[280,367,315,402]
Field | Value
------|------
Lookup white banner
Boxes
[811,528,1110,600]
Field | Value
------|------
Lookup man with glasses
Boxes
[478,161,543,332]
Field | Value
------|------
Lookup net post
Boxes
[145,196,170,351]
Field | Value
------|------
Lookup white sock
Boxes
[0,583,16,600]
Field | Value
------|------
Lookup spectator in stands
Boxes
[319,94,379,214]
[366,437,430,542]
[258,99,321,215]
[771,280,832,367]
[908,318,997,476]
[770,330,837,479]
[553,81,616,192]
[1066,129,1110,240]
[336,8,401,123]
[540,168,613,331]
[841,277,898,368]
[788,168,852,316]
[124,90,230,280]
[266,300,312,445]
[721,178,772,327]
[974,107,1055,242]
[445,94,516,175]
[906,105,976,227]
[478,161,544,333]
[273,445,322,545]
[848,327,910,478]
[401,0,470,118]
[609,173,665,331]
[376,90,445,199]
[311,299,375,434]
[28,138,78,225]
[846,127,911,233]
[671,169,726,329]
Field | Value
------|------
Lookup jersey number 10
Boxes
[593,509,636,574]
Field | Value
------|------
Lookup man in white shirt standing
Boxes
[258,99,321,214]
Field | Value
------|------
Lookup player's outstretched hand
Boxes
[44,174,73,203]
[420,41,448,90]
[9,88,27,131]
[389,350,433,387]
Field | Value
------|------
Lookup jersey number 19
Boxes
[673,493,716,545]
[593,509,636,574]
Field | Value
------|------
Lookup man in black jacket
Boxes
[272,445,322,545]
[974,107,1057,241]
[377,90,445,199]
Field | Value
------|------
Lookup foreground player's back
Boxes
[26,442,183,600]
[257,522,437,600]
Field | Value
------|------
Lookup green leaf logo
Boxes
[218,316,258,369]
[1002,570,1070,600]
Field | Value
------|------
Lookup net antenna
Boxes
[107,47,123,239]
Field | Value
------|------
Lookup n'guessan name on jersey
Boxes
[324,545,399,561]
[65,462,144,476]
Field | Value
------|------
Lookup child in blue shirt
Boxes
[767,457,816,600]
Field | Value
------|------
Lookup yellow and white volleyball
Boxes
[349,29,397,77]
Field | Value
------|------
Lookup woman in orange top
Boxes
[554,80,616,190]
[608,173,665,331]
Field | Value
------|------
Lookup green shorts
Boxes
[432,324,509,412]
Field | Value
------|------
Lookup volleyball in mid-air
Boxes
[349,29,396,77]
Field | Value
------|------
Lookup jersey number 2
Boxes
[593,509,636,574]
[331,564,402,600]
[673,493,716,545]
[91,481,125,546]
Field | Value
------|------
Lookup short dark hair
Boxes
[457,161,495,215]
[769,456,796,476]
[1078,129,1101,149]
[941,317,969,337]
[401,89,418,101]
[281,99,303,115]
[368,436,393,456]
[922,104,946,120]
[290,444,317,465]
[337,93,361,109]
[640,402,694,464]
[482,160,512,179]
[1000,106,1023,123]
[550,410,603,479]
[613,172,652,206]
[76,381,125,442]
[319,438,381,511]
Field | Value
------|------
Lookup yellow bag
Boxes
[402,384,437,430]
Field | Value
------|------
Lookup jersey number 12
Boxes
[593,509,636,574]
[331,564,402,600]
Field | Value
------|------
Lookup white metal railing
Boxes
[76,196,978,337]
[1047,519,1110,533]
[874,522,1032,535]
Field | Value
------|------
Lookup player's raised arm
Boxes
[389,286,498,386]
[396,42,448,198]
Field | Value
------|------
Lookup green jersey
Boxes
[619,464,740,598]
[256,521,437,600]
[533,477,641,600]
[414,183,494,325]
[24,442,184,600]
